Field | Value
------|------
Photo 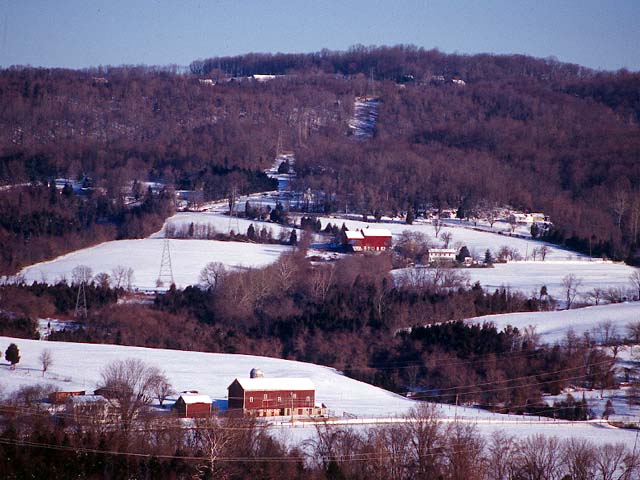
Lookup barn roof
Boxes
[178,393,212,404]
[345,230,364,240]
[231,377,315,392]
[361,228,392,237]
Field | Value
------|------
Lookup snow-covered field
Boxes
[153,211,294,240]
[19,238,290,290]
[465,301,640,344]
[1,336,636,446]
[465,260,634,299]
[316,215,578,261]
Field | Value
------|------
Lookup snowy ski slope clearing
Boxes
[1,336,635,446]
[19,238,290,290]
[465,301,640,344]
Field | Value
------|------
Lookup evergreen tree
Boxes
[247,224,256,241]
[289,229,298,246]
[531,223,540,238]
[245,200,254,219]
[406,208,414,225]
[484,249,493,265]
[456,246,471,263]
[277,159,290,174]
[5,343,20,369]
[602,399,615,419]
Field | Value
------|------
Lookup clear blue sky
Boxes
[1,0,638,71]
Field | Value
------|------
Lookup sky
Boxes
[1,0,638,71]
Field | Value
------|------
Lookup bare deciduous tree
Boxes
[199,261,227,290]
[440,231,453,249]
[629,270,640,300]
[111,265,135,290]
[97,358,170,430]
[514,435,564,480]
[39,348,53,377]
[311,265,335,303]
[71,265,93,285]
[564,438,596,480]
[562,274,582,309]
[433,218,443,237]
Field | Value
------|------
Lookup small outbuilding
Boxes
[172,393,213,418]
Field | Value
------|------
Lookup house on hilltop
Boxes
[227,370,326,417]
[344,228,392,252]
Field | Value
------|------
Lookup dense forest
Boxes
[2,46,640,271]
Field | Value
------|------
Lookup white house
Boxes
[426,248,457,263]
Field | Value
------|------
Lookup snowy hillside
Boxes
[395,259,636,300]
[465,301,640,344]
[1,336,636,446]
[19,238,290,290]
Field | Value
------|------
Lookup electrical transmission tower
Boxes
[75,281,87,320]
[227,187,240,235]
[157,238,174,287]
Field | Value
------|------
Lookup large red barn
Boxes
[227,374,325,417]
[345,228,392,252]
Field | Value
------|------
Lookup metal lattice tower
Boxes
[157,238,174,287]
[75,281,88,320]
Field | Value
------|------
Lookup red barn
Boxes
[345,228,392,252]
[48,390,86,404]
[172,393,212,418]
[227,375,324,417]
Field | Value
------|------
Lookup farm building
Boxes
[48,390,85,404]
[228,370,326,417]
[172,392,213,418]
[344,228,392,252]
[426,248,457,263]
[65,395,112,422]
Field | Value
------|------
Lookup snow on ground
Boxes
[273,418,636,449]
[465,302,640,344]
[19,239,290,290]
[1,336,637,446]
[544,386,640,424]
[464,260,634,299]
[152,211,294,240]
[316,215,578,261]
[348,97,379,139]
[0,336,416,417]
